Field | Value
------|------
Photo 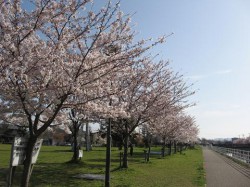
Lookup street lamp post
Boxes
[105,117,111,187]
[104,44,119,187]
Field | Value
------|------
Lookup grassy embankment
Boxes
[0,144,205,187]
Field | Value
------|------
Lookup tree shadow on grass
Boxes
[86,158,126,163]
[0,162,104,187]
[65,159,106,171]
[53,149,72,153]
[85,158,106,162]
[31,162,103,186]
[0,168,9,186]
[130,151,162,161]
[86,155,146,165]
[111,166,122,172]
[41,149,72,153]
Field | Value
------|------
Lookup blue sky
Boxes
[120,0,250,139]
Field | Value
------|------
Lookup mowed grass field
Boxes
[0,144,205,187]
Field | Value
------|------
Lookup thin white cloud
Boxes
[214,69,232,75]
[185,69,232,81]
[203,110,234,117]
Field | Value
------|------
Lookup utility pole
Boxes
[104,45,117,187]
[105,118,111,187]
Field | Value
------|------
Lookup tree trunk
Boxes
[129,144,133,156]
[174,141,177,154]
[122,121,129,168]
[147,145,151,162]
[86,121,91,151]
[168,141,172,155]
[122,134,129,168]
[21,136,37,187]
[146,136,151,161]
[118,143,123,150]
[72,127,79,162]
[180,143,183,154]
[161,138,166,157]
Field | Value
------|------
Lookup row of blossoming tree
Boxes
[0,0,198,186]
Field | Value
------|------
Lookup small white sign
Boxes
[79,150,83,158]
[31,139,43,164]
[10,137,43,166]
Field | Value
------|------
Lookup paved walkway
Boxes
[203,147,250,187]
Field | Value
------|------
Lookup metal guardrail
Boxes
[211,146,250,165]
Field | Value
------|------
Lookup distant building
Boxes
[232,137,239,143]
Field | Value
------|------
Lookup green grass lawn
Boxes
[0,144,205,187]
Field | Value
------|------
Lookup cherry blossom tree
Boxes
[63,106,99,162]
[0,1,162,186]
[67,109,85,161]
[151,112,198,156]
[170,114,198,152]
[110,60,195,168]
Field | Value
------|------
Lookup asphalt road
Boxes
[203,147,250,187]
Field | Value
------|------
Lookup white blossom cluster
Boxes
[0,0,198,146]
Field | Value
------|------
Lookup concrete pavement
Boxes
[203,147,250,187]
